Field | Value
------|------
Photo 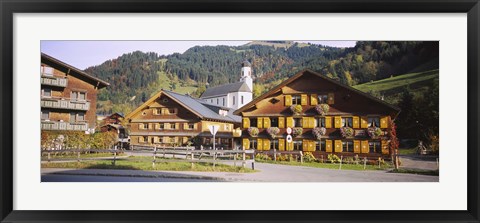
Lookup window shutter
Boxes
[263,117,271,128]
[263,139,270,151]
[278,139,285,151]
[257,139,263,151]
[183,123,188,130]
[380,116,389,128]
[334,140,342,152]
[242,138,250,149]
[175,123,179,130]
[257,117,263,128]
[334,116,342,128]
[242,118,250,128]
[308,140,315,151]
[183,137,188,144]
[193,123,198,130]
[278,117,285,128]
[148,123,152,129]
[302,117,309,128]
[165,123,170,129]
[353,116,360,128]
[326,140,333,153]
[327,93,335,104]
[361,140,369,153]
[361,117,368,128]
[325,116,332,128]
[302,139,308,151]
[287,141,294,151]
[163,136,168,143]
[285,95,292,106]
[353,140,361,153]
[381,140,389,154]
[310,94,318,105]
[286,117,294,128]
[139,123,144,130]
[308,117,315,128]
[139,136,144,143]
[300,94,308,105]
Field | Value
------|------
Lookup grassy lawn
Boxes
[41,152,125,159]
[353,69,439,93]
[398,147,418,155]
[41,156,255,173]
[256,159,392,171]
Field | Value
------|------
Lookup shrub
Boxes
[315,103,330,116]
[255,153,272,161]
[343,156,355,164]
[340,127,354,138]
[312,127,326,140]
[367,127,382,139]
[290,104,303,115]
[248,127,259,137]
[267,127,280,139]
[327,154,341,163]
[303,152,317,162]
[292,127,303,137]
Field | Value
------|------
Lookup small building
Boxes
[40,53,109,133]
[125,90,241,149]
[200,60,253,110]
[233,69,401,158]
[102,112,124,125]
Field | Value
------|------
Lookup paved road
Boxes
[42,174,215,182]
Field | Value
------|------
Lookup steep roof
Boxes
[233,69,401,116]
[200,81,251,98]
[41,53,109,89]
[125,89,241,123]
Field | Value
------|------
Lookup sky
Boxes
[41,41,356,70]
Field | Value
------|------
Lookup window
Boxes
[169,123,177,129]
[41,110,49,120]
[71,91,86,101]
[292,95,301,105]
[368,117,380,127]
[223,98,225,106]
[216,98,219,104]
[241,96,244,104]
[224,124,230,131]
[316,141,326,151]
[233,96,236,105]
[154,108,161,115]
[158,123,164,129]
[271,118,279,127]
[271,139,278,150]
[41,66,54,76]
[250,118,257,127]
[142,136,148,143]
[293,140,303,151]
[317,95,328,104]
[369,141,381,153]
[210,99,213,103]
[342,117,353,127]
[343,141,354,152]
[294,118,302,127]
[249,139,257,150]
[188,123,195,130]
[70,112,85,123]
[316,117,325,127]
[42,88,52,97]
[143,123,149,129]
[157,137,163,143]
[168,108,176,114]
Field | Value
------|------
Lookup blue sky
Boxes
[41,41,356,70]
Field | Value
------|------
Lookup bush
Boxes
[255,153,272,161]
[343,156,355,164]
[327,154,341,163]
[290,104,303,114]
[303,152,317,162]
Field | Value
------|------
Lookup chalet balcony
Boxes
[40,75,68,87]
[41,97,90,111]
[41,120,88,131]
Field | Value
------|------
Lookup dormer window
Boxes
[368,117,380,127]
[292,95,301,105]
[41,66,54,76]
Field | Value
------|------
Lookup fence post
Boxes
[77,150,80,163]
[213,151,216,168]
[339,155,343,170]
[273,148,277,161]
[47,152,51,163]
[173,146,176,159]
[153,146,156,168]
[190,149,194,169]
[378,157,381,168]
[363,157,367,170]
[321,155,324,163]
[300,151,303,164]
[233,152,237,167]
[113,146,117,166]
[242,151,246,168]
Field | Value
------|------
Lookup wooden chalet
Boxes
[233,69,401,158]
[40,53,109,133]
[125,90,242,149]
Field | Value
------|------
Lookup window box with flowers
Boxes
[292,127,303,137]
[312,127,327,140]
[248,127,259,137]
[315,103,330,116]
[367,126,382,139]
[290,104,303,115]
[267,127,280,139]
[340,126,354,138]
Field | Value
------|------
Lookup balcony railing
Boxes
[41,75,68,87]
[41,97,90,111]
[41,121,88,131]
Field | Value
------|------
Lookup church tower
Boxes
[240,60,253,91]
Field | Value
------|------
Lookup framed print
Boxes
[1,0,479,222]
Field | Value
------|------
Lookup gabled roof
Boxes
[233,69,401,115]
[125,90,241,123]
[41,53,109,89]
[200,81,251,98]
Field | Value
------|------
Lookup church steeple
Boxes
[240,60,253,91]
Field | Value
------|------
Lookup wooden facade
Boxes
[125,90,241,149]
[233,69,400,158]
[40,53,109,133]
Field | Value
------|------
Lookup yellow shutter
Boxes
[242,138,250,149]
[361,140,369,153]
[285,95,292,106]
[325,116,332,128]
[183,137,188,144]
[164,123,170,129]
[278,139,285,151]
[183,123,188,130]
[287,141,294,151]
[242,118,250,128]
[302,139,308,151]
[309,117,315,128]
[380,116,389,128]
[353,116,360,128]
[334,140,342,152]
[193,123,198,130]
[175,123,179,130]
[310,94,318,105]
[327,93,335,104]
[286,117,294,128]
[139,123,144,130]
[300,94,307,105]
[163,136,168,143]
[138,136,144,143]
[381,140,389,154]
[278,117,285,128]
[334,116,342,128]
[257,138,263,150]
[361,117,368,128]
[309,140,315,151]
[263,117,271,128]
[302,117,308,128]
[353,140,361,153]
[326,140,333,152]
[263,139,270,151]
[257,117,263,128]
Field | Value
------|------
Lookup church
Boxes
[200,60,253,110]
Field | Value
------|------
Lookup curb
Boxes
[47,170,226,181]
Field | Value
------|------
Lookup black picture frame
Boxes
[1,0,479,222]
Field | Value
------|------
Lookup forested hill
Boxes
[85,41,438,115]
